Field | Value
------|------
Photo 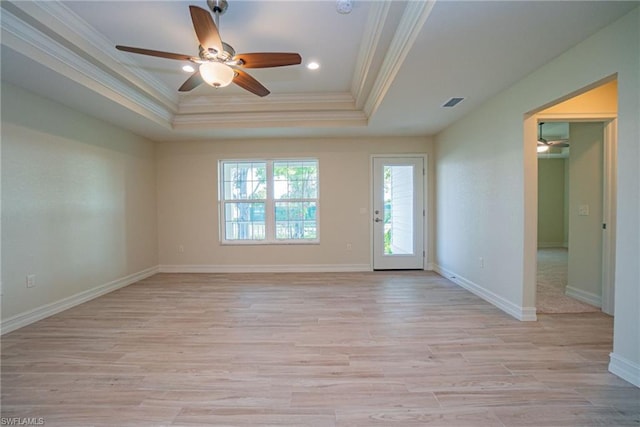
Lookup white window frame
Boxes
[219,158,320,245]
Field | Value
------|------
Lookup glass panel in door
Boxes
[373,157,424,270]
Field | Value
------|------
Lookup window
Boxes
[220,159,318,243]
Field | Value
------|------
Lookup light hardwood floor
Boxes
[2,272,638,426]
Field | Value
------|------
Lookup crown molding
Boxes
[1,0,417,136]
[351,1,393,109]
[5,1,177,106]
[363,1,436,118]
[173,110,367,129]
[1,1,176,125]
[178,92,357,114]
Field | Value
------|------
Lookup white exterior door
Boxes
[372,157,424,270]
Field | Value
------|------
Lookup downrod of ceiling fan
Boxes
[207,0,228,39]
[207,0,228,16]
[538,122,547,144]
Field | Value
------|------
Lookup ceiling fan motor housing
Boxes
[199,42,235,61]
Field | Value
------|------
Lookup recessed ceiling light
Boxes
[307,62,320,70]
[182,65,195,73]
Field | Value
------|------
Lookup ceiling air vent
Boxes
[443,97,464,108]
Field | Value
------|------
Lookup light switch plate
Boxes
[578,204,590,216]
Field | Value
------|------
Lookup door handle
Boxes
[374,218,382,222]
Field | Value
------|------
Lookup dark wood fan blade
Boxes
[116,45,195,61]
[178,71,204,92]
[189,6,223,53]
[233,69,270,97]
[233,53,302,68]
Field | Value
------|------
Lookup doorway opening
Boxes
[536,121,612,314]
[526,77,617,317]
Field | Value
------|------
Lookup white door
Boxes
[372,157,424,270]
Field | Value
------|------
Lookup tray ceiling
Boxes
[1,1,636,141]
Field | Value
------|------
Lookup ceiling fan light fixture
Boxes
[537,145,550,153]
[116,4,301,96]
[200,62,235,88]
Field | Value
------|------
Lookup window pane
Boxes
[383,165,414,255]
[275,202,317,240]
[223,162,266,200]
[224,202,265,240]
[273,160,318,200]
[220,159,318,243]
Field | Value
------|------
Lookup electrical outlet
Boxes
[178,245,185,253]
[479,257,484,268]
[346,243,352,250]
[26,274,36,288]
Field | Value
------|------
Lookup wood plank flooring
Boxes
[2,272,638,426]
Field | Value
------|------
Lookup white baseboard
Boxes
[1,266,159,335]
[434,264,537,321]
[158,264,371,273]
[609,352,640,388]
[565,286,602,307]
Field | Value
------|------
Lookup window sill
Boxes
[220,240,320,246]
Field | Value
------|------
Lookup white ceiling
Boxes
[1,0,637,141]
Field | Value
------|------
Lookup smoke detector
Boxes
[336,0,353,14]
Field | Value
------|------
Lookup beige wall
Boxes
[567,122,604,304]
[1,82,158,324]
[538,159,566,247]
[157,137,434,270]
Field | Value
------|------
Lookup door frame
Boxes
[370,154,429,271]
[601,118,617,315]
[526,113,617,315]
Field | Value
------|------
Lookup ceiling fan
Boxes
[115,0,302,97]
[538,122,570,152]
